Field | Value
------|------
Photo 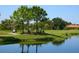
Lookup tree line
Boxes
[0,6,71,34]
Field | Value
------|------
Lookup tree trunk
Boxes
[36,20,39,33]
[21,21,25,34]
[27,20,31,34]
[12,21,16,33]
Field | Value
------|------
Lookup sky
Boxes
[0,5,79,24]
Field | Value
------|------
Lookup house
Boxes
[66,24,79,29]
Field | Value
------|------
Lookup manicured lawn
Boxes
[0,30,79,42]
[45,30,79,37]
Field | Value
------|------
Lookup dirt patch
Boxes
[9,33,19,35]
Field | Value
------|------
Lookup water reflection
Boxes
[20,44,24,53]
[27,45,30,53]
[52,40,65,46]
[0,36,70,53]
[0,36,20,45]
[19,39,65,53]
[20,44,41,53]
[36,45,38,53]
[20,38,67,53]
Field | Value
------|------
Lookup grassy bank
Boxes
[0,30,79,44]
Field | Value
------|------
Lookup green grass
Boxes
[45,30,79,35]
[0,30,79,43]
[45,30,79,37]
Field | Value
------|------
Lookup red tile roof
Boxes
[66,24,79,28]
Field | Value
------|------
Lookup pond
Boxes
[0,36,79,53]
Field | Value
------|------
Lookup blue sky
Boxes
[0,5,79,24]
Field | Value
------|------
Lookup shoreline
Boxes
[0,30,79,44]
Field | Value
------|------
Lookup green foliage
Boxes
[1,19,13,30]
[1,6,72,33]
[32,6,47,33]
[52,17,71,30]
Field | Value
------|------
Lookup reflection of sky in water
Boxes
[0,36,79,53]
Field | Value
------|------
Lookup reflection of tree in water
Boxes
[19,37,53,53]
[26,45,30,53]
[20,44,30,53]
[52,39,65,46]
[19,37,67,52]
[20,44,41,53]
[36,44,39,53]
[0,37,20,44]
[51,36,70,46]
[20,44,24,53]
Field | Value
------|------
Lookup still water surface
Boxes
[0,36,79,53]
